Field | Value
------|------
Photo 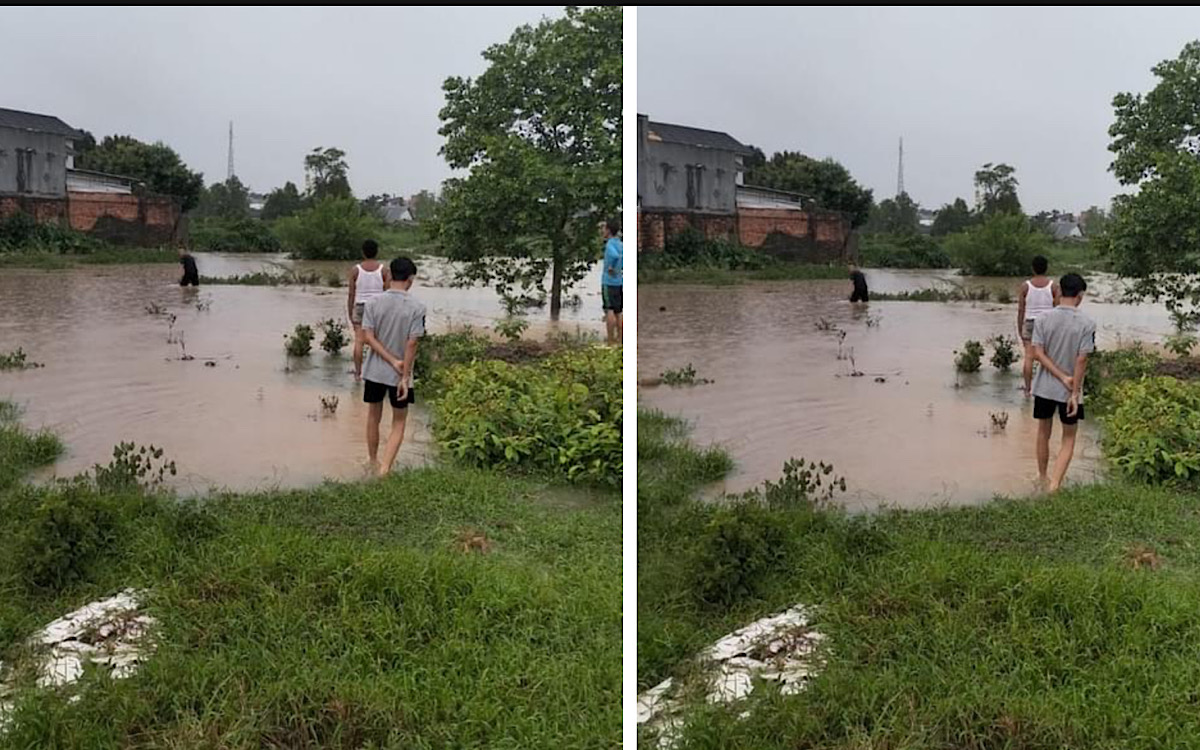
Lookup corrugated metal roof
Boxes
[0,107,84,138]
[646,120,752,154]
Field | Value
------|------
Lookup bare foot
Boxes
[1047,481,1062,494]
[376,463,391,478]
[354,372,362,383]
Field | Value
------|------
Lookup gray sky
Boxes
[2,6,563,198]
[639,6,1200,214]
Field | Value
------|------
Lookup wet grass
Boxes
[639,408,1200,748]
[0,405,619,748]
[872,286,999,302]
[0,248,180,268]
[0,401,61,492]
[640,263,848,285]
[200,270,327,287]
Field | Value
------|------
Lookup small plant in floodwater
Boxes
[989,335,1020,370]
[814,317,836,332]
[318,319,349,355]
[494,317,530,343]
[0,347,44,370]
[864,314,882,328]
[165,314,178,343]
[320,394,339,415]
[954,340,985,373]
[144,302,166,316]
[990,411,1010,431]
[1164,331,1198,358]
[194,298,212,312]
[285,324,315,357]
[325,273,343,288]
[661,364,712,387]
[995,288,1014,304]
[93,442,177,493]
[836,329,848,360]
[760,457,848,508]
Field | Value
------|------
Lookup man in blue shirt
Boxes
[601,217,623,345]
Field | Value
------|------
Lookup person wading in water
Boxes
[347,239,391,382]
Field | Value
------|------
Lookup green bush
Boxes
[989,335,1020,370]
[432,346,621,485]
[274,197,385,260]
[285,324,315,356]
[690,500,788,608]
[955,340,985,373]
[16,485,122,592]
[859,233,952,268]
[943,214,1050,276]
[0,211,108,255]
[1102,376,1200,485]
[641,227,771,271]
[1084,344,1161,407]
[318,318,349,354]
[494,317,529,343]
[190,216,281,252]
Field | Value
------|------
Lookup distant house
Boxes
[380,200,414,225]
[1050,220,1084,241]
[637,114,752,214]
[0,106,183,245]
[0,107,86,198]
[247,192,267,218]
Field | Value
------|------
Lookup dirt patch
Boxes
[483,340,560,364]
[1155,357,1200,380]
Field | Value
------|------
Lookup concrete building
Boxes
[637,113,853,262]
[0,106,183,246]
[638,114,751,214]
[0,107,84,198]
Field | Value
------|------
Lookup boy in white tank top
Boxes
[1016,255,1060,396]
[347,239,391,381]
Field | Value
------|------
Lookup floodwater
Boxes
[0,253,605,493]
[638,269,1174,510]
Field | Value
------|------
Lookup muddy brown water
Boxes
[638,269,1174,510]
[1,253,606,493]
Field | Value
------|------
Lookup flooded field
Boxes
[0,253,605,493]
[638,269,1174,510]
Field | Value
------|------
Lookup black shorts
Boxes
[602,285,623,313]
[1033,395,1084,425]
[850,288,869,303]
[363,380,415,409]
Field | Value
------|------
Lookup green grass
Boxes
[639,408,1200,748]
[872,286,1001,302]
[639,263,848,285]
[0,406,619,748]
[0,401,61,492]
[200,270,329,287]
[376,224,442,256]
[0,247,180,268]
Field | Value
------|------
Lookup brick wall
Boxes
[68,193,182,246]
[637,206,853,263]
[0,195,68,224]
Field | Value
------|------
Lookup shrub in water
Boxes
[989,335,1020,370]
[1102,376,1200,485]
[494,317,529,343]
[285,324,315,356]
[432,346,621,485]
[319,318,349,354]
[93,442,177,493]
[954,340,985,373]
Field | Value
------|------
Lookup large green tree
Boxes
[931,198,974,237]
[261,181,306,221]
[304,147,352,201]
[435,5,621,317]
[77,135,204,211]
[1103,41,1200,328]
[746,151,873,227]
[195,176,251,220]
[973,162,1021,217]
[866,192,920,235]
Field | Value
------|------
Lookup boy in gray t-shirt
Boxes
[361,256,426,476]
[1030,272,1095,493]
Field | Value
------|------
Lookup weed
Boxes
[320,394,339,415]
[0,348,43,371]
[955,340,985,373]
[494,317,530,343]
[318,319,349,355]
[285,324,315,357]
[989,335,1020,370]
[661,364,712,387]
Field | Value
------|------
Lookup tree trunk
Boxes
[550,250,564,320]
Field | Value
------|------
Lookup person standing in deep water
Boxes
[178,247,200,286]
[849,263,869,303]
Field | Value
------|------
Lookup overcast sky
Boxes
[639,6,1200,214]
[2,6,563,198]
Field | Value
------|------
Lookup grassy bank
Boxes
[0,247,180,269]
[640,264,848,285]
[639,408,1200,748]
[0,387,620,747]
